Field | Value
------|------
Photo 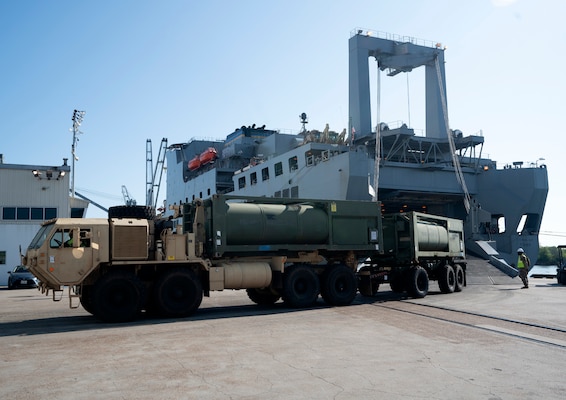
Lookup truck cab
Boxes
[25,218,110,290]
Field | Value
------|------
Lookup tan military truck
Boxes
[24,195,466,322]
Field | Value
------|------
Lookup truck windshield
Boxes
[28,223,55,249]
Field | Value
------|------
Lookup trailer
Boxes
[24,195,466,322]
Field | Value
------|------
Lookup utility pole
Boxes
[71,109,86,198]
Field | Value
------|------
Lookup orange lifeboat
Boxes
[188,156,201,171]
[199,147,217,165]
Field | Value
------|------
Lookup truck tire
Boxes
[79,285,95,315]
[454,264,465,292]
[557,270,566,285]
[91,271,145,323]
[320,264,358,306]
[246,288,281,305]
[438,264,456,294]
[282,265,320,308]
[407,267,429,298]
[108,205,156,220]
[153,268,203,318]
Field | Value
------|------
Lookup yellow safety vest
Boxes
[517,255,526,269]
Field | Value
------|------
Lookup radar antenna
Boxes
[299,112,308,134]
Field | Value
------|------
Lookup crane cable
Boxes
[435,56,471,213]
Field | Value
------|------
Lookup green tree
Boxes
[537,246,559,265]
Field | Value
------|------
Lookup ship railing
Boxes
[351,28,441,49]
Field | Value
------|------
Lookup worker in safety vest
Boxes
[517,248,531,289]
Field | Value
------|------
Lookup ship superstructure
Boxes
[166,30,548,269]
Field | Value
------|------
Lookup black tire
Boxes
[454,264,465,292]
[246,288,281,305]
[557,270,566,285]
[321,265,358,306]
[407,267,429,298]
[91,271,145,323]
[282,265,320,308]
[108,205,156,220]
[153,268,202,318]
[438,264,456,294]
[79,285,95,315]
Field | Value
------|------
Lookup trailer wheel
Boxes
[282,265,320,308]
[438,264,456,294]
[153,268,203,318]
[454,264,465,292]
[321,265,358,306]
[91,271,145,323]
[407,267,429,298]
[246,288,281,305]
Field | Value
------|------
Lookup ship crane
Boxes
[146,138,168,209]
[121,185,136,206]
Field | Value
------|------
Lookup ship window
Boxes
[517,214,527,234]
[45,208,57,220]
[282,189,289,197]
[199,192,203,198]
[238,176,246,189]
[274,191,281,198]
[0,251,5,264]
[262,167,269,181]
[275,162,283,176]
[496,215,506,234]
[250,172,257,185]
[207,188,211,196]
[2,207,16,220]
[289,156,298,172]
[291,186,299,198]
[17,207,30,220]
[31,208,43,220]
[517,213,540,235]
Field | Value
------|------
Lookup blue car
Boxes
[7,265,39,289]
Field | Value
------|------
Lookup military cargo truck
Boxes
[24,195,466,322]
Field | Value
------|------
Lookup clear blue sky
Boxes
[1,0,564,246]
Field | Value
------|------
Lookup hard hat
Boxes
[517,248,524,253]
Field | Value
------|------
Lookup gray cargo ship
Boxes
[165,30,548,271]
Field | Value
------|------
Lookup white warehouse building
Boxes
[0,155,89,286]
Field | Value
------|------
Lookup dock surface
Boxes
[1,259,564,399]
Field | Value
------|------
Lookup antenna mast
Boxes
[71,109,86,198]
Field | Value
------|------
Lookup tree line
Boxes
[537,246,564,265]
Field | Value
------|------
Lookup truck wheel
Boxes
[91,272,145,323]
[154,268,203,318]
[246,288,281,305]
[321,265,358,306]
[438,264,456,294]
[454,264,465,292]
[407,267,429,298]
[282,265,319,308]
[108,205,156,220]
[79,285,95,315]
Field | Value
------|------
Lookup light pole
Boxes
[71,109,86,198]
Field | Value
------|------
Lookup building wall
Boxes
[0,160,71,285]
